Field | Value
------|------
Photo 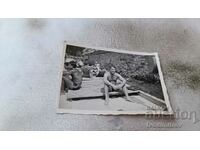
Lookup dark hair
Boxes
[64,62,69,66]
[108,63,116,70]
[69,61,77,68]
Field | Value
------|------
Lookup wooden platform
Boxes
[67,77,104,99]
[60,77,167,110]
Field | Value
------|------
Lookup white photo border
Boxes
[56,41,174,115]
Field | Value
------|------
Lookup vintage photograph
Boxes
[58,43,173,115]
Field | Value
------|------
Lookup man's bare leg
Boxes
[122,85,144,104]
[122,85,134,102]
[123,85,141,103]
[104,84,109,105]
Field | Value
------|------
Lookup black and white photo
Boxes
[58,43,173,115]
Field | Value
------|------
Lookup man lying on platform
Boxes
[82,60,106,78]
[103,64,136,105]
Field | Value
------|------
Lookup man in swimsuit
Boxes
[103,65,134,105]
[62,61,83,92]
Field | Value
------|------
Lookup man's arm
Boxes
[116,73,126,88]
[103,72,115,87]
[63,69,73,80]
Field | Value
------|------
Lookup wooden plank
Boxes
[68,91,140,101]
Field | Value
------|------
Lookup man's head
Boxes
[65,58,76,70]
[109,64,116,75]
[64,62,71,70]
[70,61,77,68]
[77,60,84,68]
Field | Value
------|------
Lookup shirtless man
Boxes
[103,65,134,105]
[92,61,106,77]
[62,61,83,92]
